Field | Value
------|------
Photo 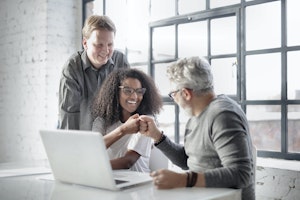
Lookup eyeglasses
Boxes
[119,86,146,96]
[168,89,180,100]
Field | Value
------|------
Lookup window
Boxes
[83,0,300,160]
[149,5,239,144]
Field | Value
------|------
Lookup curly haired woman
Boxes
[91,68,163,172]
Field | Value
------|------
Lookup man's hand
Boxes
[150,169,187,189]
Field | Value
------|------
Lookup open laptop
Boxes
[39,129,152,191]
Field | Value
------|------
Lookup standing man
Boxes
[58,15,129,130]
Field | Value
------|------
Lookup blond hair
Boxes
[82,15,116,39]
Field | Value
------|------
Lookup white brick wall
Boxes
[0,0,82,163]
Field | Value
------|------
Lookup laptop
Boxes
[39,129,152,190]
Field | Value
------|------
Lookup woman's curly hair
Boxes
[91,68,163,128]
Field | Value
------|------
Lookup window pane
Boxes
[178,21,208,58]
[211,16,236,55]
[247,105,281,152]
[131,65,148,75]
[287,0,300,46]
[211,57,237,96]
[178,0,206,15]
[288,105,300,153]
[92,0,103,15]
[152,26,175,60]
[154,63,171,96]
[106,0,127,51]
[210,0,240,9]
[179,106,190,144]
[246,1,281,50]
[150,0,175,21]
[287,51,300,100]
[85,1,98,18]
[126,0,149,63]
[157,105,175,140]
[246,53,281,100]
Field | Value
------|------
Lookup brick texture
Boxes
[0,0,82,163]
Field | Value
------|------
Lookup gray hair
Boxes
[166,56,214,95]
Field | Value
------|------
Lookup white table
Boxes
[0,166,241,200]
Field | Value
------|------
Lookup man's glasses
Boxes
[168,89,180,100]
[119,86,146,96]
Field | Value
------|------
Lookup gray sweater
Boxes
[156,95,255,200]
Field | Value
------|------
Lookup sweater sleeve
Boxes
[156,136,189,170]
[204,111,253,189]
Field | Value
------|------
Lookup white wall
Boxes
[256,158,300,200]
[0,0,82,163]
[256,166,300,200]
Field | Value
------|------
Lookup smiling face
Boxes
[82,29,114,69]
[119,78,144,121]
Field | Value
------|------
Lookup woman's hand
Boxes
[104,114,140,148]
[120,114,140,135]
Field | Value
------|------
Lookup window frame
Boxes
[82,0,300,160]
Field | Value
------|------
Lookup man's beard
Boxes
[182,105,193,117]
[178,95,193,117]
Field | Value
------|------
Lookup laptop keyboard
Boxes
[113,173,126,178]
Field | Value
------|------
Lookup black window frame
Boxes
[82,0,300,161]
